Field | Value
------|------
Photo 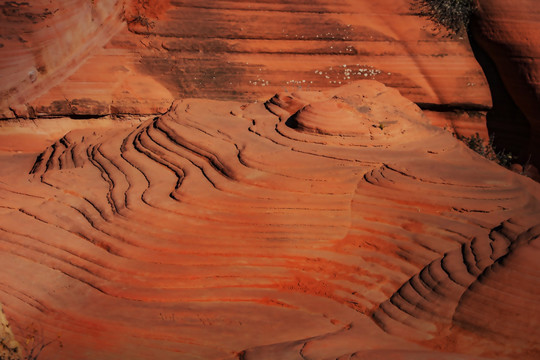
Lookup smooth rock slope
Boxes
[0,81,539,359]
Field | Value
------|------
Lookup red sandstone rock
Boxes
[0,0,126,116]
[0,81,538,359]
[0,0,490,136]
[471,0,540,164]
[0,304,20,360]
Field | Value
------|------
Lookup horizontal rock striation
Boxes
[0,81,538,359]
[0,0,126,118]
[0,0,490,137]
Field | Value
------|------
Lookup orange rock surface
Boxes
[0,0,491,136]
[0,81,538,359]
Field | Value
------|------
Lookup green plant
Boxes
[459,133,514,168]
[410,0,476,36]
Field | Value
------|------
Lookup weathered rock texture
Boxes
[0,0,126,117]
[471,0,540,166]
[0,0,491,136]
[0,81,538,359]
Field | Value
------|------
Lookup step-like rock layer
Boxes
[0,81,538,359]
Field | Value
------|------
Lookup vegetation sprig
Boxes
[460,133,514,168]
[410,0,476,36]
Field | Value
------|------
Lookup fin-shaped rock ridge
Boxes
[0,81,538,360]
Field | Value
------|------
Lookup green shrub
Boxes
[410,0,475,35]
[459,133,514,168]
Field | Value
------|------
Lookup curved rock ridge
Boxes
[0,81,539,359]
[267,81,423,140]
[372,216,540,345]
[453,216,540,347]
[287,99,363,136]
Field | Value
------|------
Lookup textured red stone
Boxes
[1,1,539,358]
[0,81,539,359]
[471,0,540,166]
[0,0,491,137]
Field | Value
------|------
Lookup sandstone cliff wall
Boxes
[471,0,540,166]
[0,0,491,137]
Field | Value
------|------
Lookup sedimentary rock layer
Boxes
[0,0,490,136]
[0,81,538,359]
[0,0,126,117]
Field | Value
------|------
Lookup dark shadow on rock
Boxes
[467,27,534,167]
[132,0,394,102]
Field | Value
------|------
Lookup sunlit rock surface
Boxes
[0,0,491,137]
[0,81,538,359]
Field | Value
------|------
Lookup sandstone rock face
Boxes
[0,81,538,359]
[0,0,126,117]
[471,0,540,164]
[0,0,490,136]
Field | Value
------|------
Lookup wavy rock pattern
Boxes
[372,217,540,341]
[0,81,539,359]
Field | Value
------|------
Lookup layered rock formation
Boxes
[0,0,491,136]
[0,0,126,117]
[0,81,538,359]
